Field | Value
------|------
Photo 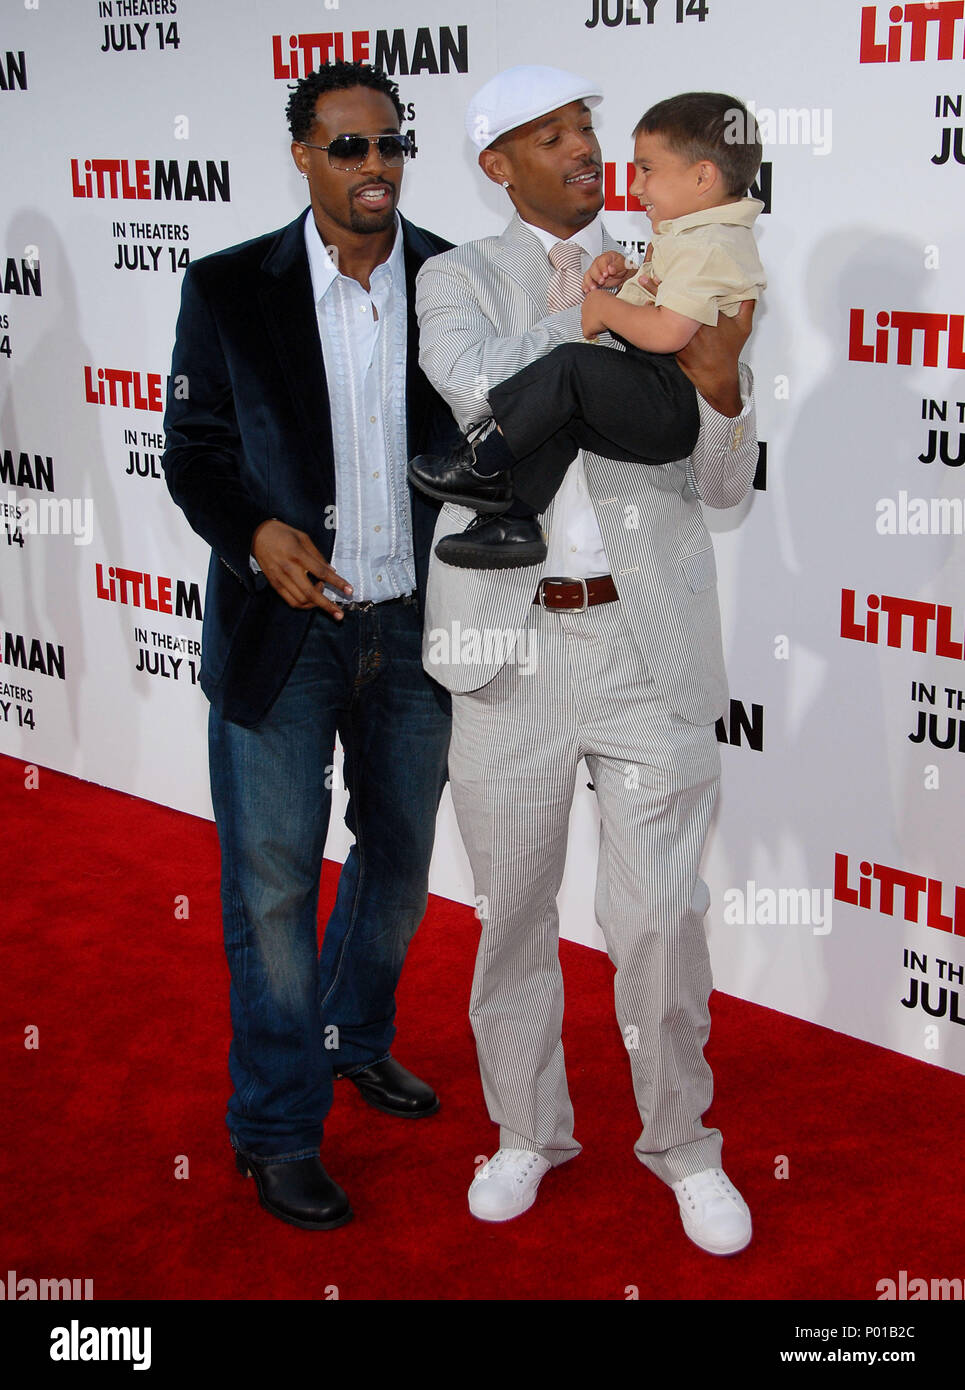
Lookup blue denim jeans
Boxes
[208,596,450,1160]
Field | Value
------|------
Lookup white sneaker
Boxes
[671,1168,752,1255]
[468,1148,552,1222]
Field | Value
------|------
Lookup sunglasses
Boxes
[299,133,414,172]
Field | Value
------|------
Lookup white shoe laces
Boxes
[676,1168,742,1211]
[481,1149,543,1185]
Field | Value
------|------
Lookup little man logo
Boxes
[605,161,772,215]
[84,366,164,412]
[859,4,965,64]
[271,26,468,78]
[0,51,27,91]
[603,163,645,212]
[834,851,965,936]
[71,158,230,202]
[1,631,66,680]
[1,257,41,296]
[849,309,965,368]
[840,589,965,659]
[715,698,764,750]
[96,564,202,620]
[0,450,53,491]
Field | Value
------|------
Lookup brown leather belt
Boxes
[533,575,618,612]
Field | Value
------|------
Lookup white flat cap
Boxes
[466,64,603,151]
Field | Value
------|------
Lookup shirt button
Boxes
[370,416,376,424]
[374,525,381,532]
[570,545,577,552]
[376,574,383,582]
[360,305,367,313]
[373,471,380,478]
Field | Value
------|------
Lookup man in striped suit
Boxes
[414,66,758,1254]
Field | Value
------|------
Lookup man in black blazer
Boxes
[162,61,458,1230]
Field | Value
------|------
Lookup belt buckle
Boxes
[539,576,589,612]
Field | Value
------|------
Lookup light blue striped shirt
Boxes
[304,210,414,603]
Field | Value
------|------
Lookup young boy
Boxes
[408,90,765,568]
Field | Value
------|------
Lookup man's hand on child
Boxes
[582,252,634,294]
[675,300,756,418]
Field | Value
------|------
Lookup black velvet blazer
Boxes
[162,210,458,726]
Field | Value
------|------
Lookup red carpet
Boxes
[3,752,964,1302]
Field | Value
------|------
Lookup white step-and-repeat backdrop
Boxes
[3,0,964,1076]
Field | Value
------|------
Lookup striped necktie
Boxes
[547,239,585,312]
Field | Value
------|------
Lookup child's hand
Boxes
[582,252,632,294]
[581,288,611,339]
[635,245,659,295]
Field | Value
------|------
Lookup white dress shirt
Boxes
[303,210,414,602]
[518,215,611,580]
